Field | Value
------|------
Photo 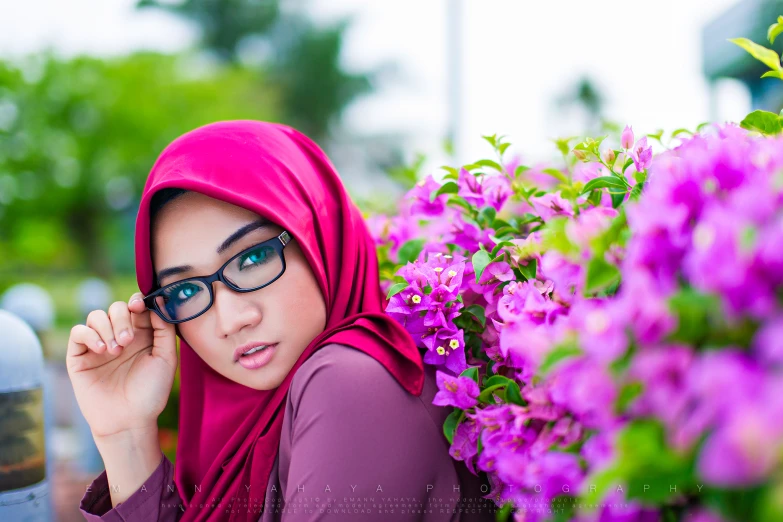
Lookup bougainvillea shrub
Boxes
[368,123,783,522]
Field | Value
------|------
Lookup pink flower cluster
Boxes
[371,125,783,521]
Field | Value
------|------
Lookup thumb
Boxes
[149,311,179,370]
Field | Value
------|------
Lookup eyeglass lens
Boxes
[153,243,283,322]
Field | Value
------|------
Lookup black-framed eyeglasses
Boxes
[143,230,293,324]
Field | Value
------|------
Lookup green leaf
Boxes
[629,182,645,201]
[739,109,783,135]
[667,288,721,344]
[483,374,513,388]
[519,258,537,280]
[552,136,578,156]
[581,176,627,195]
[385,282,409,300]
[611,189,626,208]
[728,37,782,72]
[541,167,569,183]
[472,249,492,283]
[622,157,634,173]
[460,366,479,383]
[443,409,463,444]
[474,159,503,171]
[762,70,783,80]
[498,142,511,156]
[490,240,515,257]
[478,205,497,226]
[671,128,692,137]
[446,194,474,213]
[504,381,525,406]
[461,163,483,172]
[397,239,425,264]
[482,134,498,149]
[538,344,583,375]
[462,304,487,328]
[585,257,621,294]
[477,383,506,404]
[769,16,783,44]
[440,165,460,178]
[430,181,459,202]
[615,381,644,414]
[514,164,530,177]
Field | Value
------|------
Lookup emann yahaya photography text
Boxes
[2,1,783,522]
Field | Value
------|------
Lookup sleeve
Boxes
[79,452,185,522]
[280,347,453,521]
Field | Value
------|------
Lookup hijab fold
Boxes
[134,120,424,522]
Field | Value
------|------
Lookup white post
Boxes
[0,310,51,521]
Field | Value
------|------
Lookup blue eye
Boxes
[165,283,202,304]
[239,246,273,270]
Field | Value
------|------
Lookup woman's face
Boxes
[151,191,327,390]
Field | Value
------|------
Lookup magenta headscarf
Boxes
[133,120,424,521]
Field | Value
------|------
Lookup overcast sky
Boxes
[0,0,751,172]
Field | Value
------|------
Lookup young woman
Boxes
[67,120,497,521]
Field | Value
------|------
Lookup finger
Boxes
[128,292,146,314]
[108,301,134,348]
[86,309,121,355]
[67,324,107,357]
[149,311,179,369]
[129,292,153,330]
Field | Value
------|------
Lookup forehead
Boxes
[151,192,275,262]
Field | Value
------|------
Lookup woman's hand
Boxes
[66,292,178,441]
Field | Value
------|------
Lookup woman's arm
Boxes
[278,344,476,521]
[79,451,184,522]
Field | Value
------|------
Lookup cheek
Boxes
[274,261,326,326]
[177,322,220,361]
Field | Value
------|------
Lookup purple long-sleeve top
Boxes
[79,343,499,521]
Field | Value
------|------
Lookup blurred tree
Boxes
[137,0,281,61]
[554,75,606,136]
[137,0,374,142]
[0,52,280,277]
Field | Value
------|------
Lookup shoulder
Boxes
[287,343,412,415]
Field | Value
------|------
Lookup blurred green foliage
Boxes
[138,0,375,142]
[0,51,280,279]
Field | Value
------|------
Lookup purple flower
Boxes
[631,136,652,171]
[548,357,617,429]
[621,125,634,149]
[407,175,448,217]
[432,370,480,409]
[449,417,480,474]
[698,402,782,486]
[753,316,783,366]
[457,168,512,211]
[423,327,468,374]
[530,192,574,221]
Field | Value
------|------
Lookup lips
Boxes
[234,342,278,362]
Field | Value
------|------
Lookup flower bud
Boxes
[621,125,634,149]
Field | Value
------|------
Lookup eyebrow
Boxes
[156,219,272,286]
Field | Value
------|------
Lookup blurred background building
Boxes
[703,0,783,114]
[0,0,781,520]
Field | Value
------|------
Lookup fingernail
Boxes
[119,329,131,342]
[96,340,106,349]
[111,340,119,351]
[130,298,142,306]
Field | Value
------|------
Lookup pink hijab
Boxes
[134,120,424,521]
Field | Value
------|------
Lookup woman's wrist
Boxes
[93,425,163,507]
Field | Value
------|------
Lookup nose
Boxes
[211,281,263,338]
